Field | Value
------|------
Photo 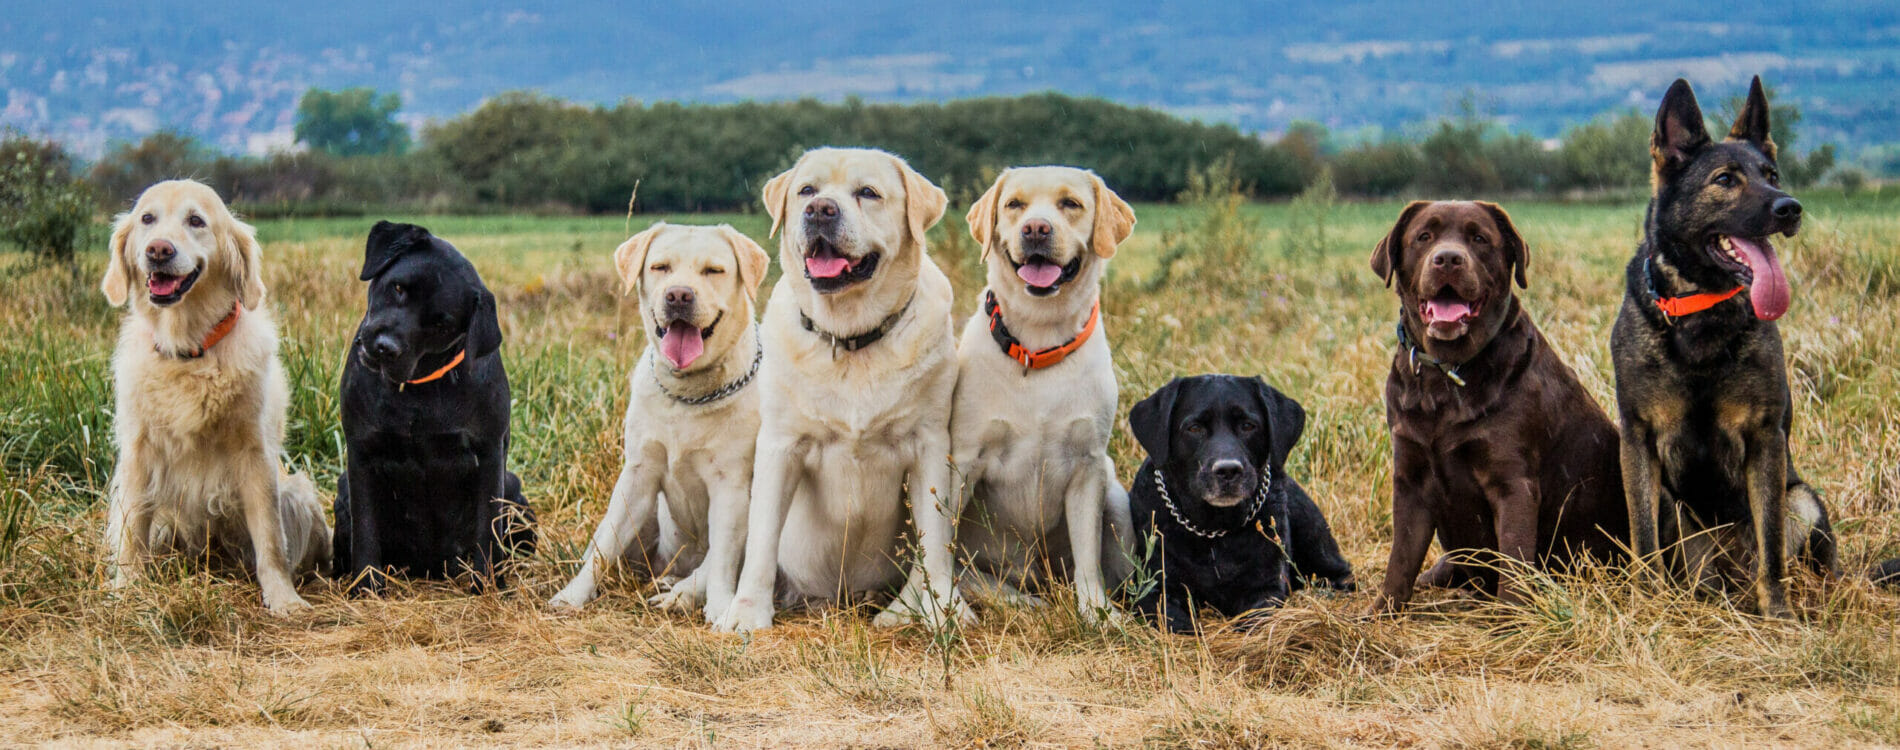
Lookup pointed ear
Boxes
[1476,201,1530,289]
[896,155,947,250]
[720,224,771,305]
[1088,171,1136,260]
[1249,377,1306,473]
[614,222,666,297]
[100,211,137,307]
[1651,78,1712,181]
[466,284,503,360]
[1371,201,1431,288]
[762,167,794,239]
[224,214,267,309]
[1727,75,1777,161]
[362,220,428,281]
[1129,378,1184,467]
[965,171,1006,262]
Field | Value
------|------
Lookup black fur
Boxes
[335,221,534,594]
[1126,375,1353,633]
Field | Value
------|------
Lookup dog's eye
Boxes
[1184,423,1206,436]
[703,266,725,276]
[1415,231,1432,244]
[1471,232,1489,245]
[798,185,816,197]
[1059,198,1083,211]
[186,214,206,229]
[1238,420,1259,433]
[856,187,881,200]
[1765,168,1780,186]
[1713,172,1735,187]
[1005,199,1025,210]
[650,264,671,274]
[391,283,406,299]
[140,213,155,225]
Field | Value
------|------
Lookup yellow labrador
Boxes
[99,180,330,615]
[549,222,769,616]
[710,148,968,632]
[952,167,1137,622]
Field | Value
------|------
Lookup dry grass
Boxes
[0,191,1896,748]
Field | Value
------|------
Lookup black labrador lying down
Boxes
[335,221,535,593]
[1127,375,1355,633]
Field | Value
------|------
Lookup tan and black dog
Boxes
[1611,77,1837,618]
[1368,201,1627,614]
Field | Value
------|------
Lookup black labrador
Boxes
[335,221,535,593]
[1127,375,1354,633]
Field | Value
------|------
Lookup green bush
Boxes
[0,134,95,261]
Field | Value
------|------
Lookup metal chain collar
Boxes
[1151,464,1274,539]
[649,336,763,407]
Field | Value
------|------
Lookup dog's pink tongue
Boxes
[1017,262,1064,288]
[1729,237,1790,321]
[805,255,851,279]
[1423,299,1472,325]
[148,275,183,296]
[660,322,703,370]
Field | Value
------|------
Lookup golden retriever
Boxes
[710,148,968,632]
[99,179,330,615]
[952,167,1137,623]
[550,222,770,617]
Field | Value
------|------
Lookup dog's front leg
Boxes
[1476,464,1539,605]
[105,441,154,589]
[1619,415,1663,562]
[712,432,807,632]
[1063,457,1125,625]
[875,428,973,629]
[1369,440,1432,615]
[673,467,749,619]
[238,456,310,615]
[1745,424,1794,619]
[552,445,663,610]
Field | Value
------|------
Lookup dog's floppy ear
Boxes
[223,214,267,309]
[1651,78,1712,182]
[1370,201,1431,288]
[719,224,772,305]
[1088,171,1136,260]
[1129,378,1184,467]
[895,154,948,251]
[1248,377,1306,474]
[965,170,1007,261]
[1726,75,1778,162]
[614,221,666,297]
[1475,201,1530,289]
[762,165,795,240]
[361,220,430,281]
[100,211,138,307]
[466,283,503,360]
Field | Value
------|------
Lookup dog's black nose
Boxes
[370,335,402,360]
[1772,196,1802,220]
[1021,219,1053,242]
[663,286,695,309]
[805,198,840,222]
[1210,459,1245,483]
[145,240,175,263]
[1430,247,1465,269]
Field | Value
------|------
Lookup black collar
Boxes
[1395,320,1469,387]
[799,293,915,353]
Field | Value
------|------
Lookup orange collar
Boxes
[1654,285,1743,317]
[173,302,243,359]
[406,349,467,385]
[984,290,1100,370]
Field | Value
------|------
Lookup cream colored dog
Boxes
[710,148,968,632]
[100,179,330,615]
[549,222,769,616]
[952,167,1137,622]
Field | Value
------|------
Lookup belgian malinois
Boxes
[1611,76,1837,618]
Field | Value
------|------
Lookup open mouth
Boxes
[1419,287,1483,340]
[146,268,201,306]
[1707,235,1789,321]
[1008,255,1083,297]
[803,237,879,294]
[655,311,722,370]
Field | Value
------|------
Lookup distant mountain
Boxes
[6,1,1898,160]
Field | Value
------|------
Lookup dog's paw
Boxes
[873,593,975,630]
[649,586,703,613]
[264,592,313,617]
[548,587,592,612]
[1078,602,1131,628]
[711,596,774,633]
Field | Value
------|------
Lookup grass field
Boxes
[1,187,1897,747]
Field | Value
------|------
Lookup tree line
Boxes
[1,87,1850,258]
